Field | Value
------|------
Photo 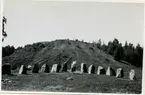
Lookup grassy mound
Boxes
[2,39,142,93]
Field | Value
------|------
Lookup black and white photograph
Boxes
[1,0,144,94]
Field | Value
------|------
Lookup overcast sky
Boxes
[3,0,144,47]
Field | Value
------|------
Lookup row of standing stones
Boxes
[2,61,136,81]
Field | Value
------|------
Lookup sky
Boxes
[2,0,144,47]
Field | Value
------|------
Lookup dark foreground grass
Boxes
[2,72,142,94]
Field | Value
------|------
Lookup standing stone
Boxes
[116,68,124,78]
[32,63,39,73]
[57,64,61,72]
[51,64,61,73]
[51,64,57,73]
[44,64,50,73]
[80,63,87,73]
[97,66,106,75]
[2,63,11,75]
[60,62,67,72]
[129,69,135,80]
[70,61,77,72]
[19,65,27,74]
[106,66,116,76]
[40,64,49,73]
[88,64,95,74]
[40,64,46,72]
[27,65,32,70]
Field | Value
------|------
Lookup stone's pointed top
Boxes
[98,66,103,68]
[72,61,76,63]
[117,68,122,70]
[72,61,77,65]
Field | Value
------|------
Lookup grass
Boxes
[2,71,142,94]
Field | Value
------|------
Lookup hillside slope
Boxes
[2,39,142,77]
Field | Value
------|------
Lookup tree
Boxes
[134,44,143,67]
[101,43,108,53]
[2,16,7,41]
[114,44,124,61]
[112,38,119,45]
[107,38,119,55]
[124,41,128,48]
[2,45,15,57]
[99,39,143,67]
[96,39,102,49]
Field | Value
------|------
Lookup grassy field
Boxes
[2,71,142,94]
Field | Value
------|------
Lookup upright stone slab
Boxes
[60,57,72,72]
[51,64,57,73]
[88,64,95,74]
[40,64,49,73]
[80,63,87,73]
[97,66,106,75]
[2,63,11,75]
[116,68,124,78]
[70,61,77,72]
[19,65,27,74]
[40,64,46,72]
[51,64,61,73]
[32,63,39,73]
[60,62,67,72]
[129,69,135,80]
[106,66,116,76]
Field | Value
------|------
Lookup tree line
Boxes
[95,38,143,67]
